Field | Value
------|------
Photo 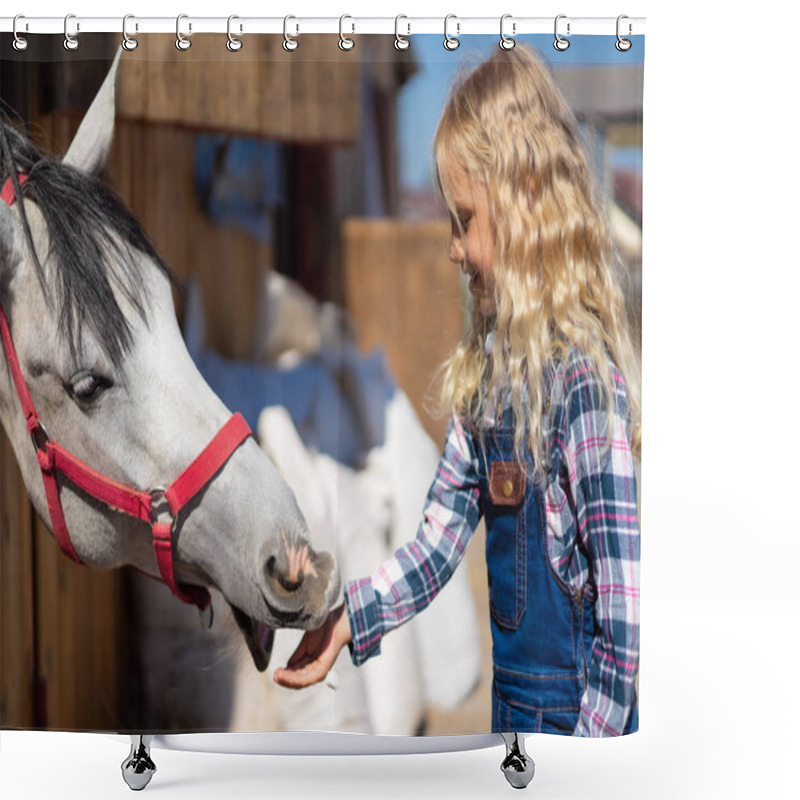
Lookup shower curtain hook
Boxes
[339,15,355,51]
[283,15,299,51]
[499,14,516,50]
[63,14,80,51]
[554,14,570,51]
[616,15,632,51]
[394,15,410,50]
[122,14,138,51]
[444,14,460,51]
[176,14,192,50]
[12,15,29,51]
[227,15,243,51]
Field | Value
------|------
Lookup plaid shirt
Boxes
[345,349,640,737]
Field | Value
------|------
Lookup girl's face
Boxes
[445,165,496,317]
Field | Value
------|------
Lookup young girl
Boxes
[273,44,641,738]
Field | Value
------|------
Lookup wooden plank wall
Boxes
[342,219,463,449]
[0,446,121,732]
[0,432,36,728]
[109,120,275,358]
[117,34,360,145]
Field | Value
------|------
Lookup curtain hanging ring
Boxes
[616,15,632,51]
[12,15,29,51]
[227,15,243,51]
[554,14,570,51]
[63,14,79,51]
[339,14,355,51]
[176,13,192,51]
[394,15,410,51]
[499,14,516,50]
[122,14,138,51]
[283,15,299,51]
[444,14,460,51]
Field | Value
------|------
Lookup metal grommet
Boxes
[499,14,515,50]
[283,15,299,52]
[176,13,192,51]
[12,15,29,51]
[63,14,79,51]
[554,14,570,51]
[122,14,138,51]
[394,14,410,51]
[616,15,632,51]
[227,15,243,51]
[444,14,460,51]
[339,14,355,51]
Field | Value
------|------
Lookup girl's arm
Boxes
[274,414,482,688]
[564,353,640,737]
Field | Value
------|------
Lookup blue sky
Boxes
[397,34,645,190]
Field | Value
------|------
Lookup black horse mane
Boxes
[0,111,171,369]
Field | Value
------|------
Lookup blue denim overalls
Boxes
[476,418,591,734]
[476,394,642,736]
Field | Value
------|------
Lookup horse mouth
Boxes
[262,593,313,627]
[230,605,275,672]
[230,551,339,671]
[230,597,315,672]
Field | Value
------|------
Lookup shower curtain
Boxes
[0,26,643,739]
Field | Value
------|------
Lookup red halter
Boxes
[0,175,252,611]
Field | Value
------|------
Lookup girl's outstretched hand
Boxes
[273,603,353,689]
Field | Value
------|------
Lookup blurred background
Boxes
[0,32,642,735]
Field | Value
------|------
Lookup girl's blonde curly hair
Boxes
[434,44,641,475]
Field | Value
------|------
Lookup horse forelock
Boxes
[0,114,171,370]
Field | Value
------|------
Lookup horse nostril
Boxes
[264,553,305,594]
[277,571,303,593]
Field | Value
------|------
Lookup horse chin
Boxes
[230,605,275,672]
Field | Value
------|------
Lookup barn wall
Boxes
[0,431,36,728]
[342,218,462,449]
[116,34,361,145]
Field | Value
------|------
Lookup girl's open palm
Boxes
[273,604,352,689]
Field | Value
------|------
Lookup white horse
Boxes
[0,51,339,676]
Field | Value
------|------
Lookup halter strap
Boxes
[1,174,27,206]
[0,176,251,610]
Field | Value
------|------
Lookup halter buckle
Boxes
[148,485,175,529]
[30,421,50,454]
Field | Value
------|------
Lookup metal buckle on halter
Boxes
[30,421,50,453]
[148,485,175,528]
[147,484,214,629]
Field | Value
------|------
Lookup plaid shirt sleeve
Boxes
[564,354,640,737]
[344,414,482,667]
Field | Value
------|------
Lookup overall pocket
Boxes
[485,460,527,631]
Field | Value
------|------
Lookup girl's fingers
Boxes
[273,660,325,689]
[286,628,325,668]
[274,605,347,688]
[286,639,313,669]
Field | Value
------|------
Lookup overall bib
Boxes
[477,420,595,735]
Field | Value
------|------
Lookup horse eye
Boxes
[70,372,112,402]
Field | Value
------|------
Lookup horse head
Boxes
[0,51,339,671]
